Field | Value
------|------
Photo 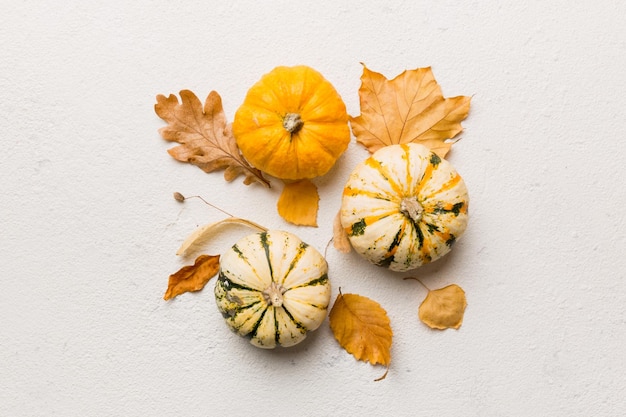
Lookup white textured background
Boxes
[2,1,625,416]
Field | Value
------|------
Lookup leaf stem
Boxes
[374,367,389,382]
[403,276,430,291]
[174,192,235,218]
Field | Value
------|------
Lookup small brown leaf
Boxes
[155,90,270,187]
[329,292,392,367]
[164,254,220,300]
[350,65,471,158]
[419,284,467,329]
[276,179,319,227]
[332,211,351,253]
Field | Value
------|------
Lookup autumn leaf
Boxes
[418,284,467,330]
[276,179,319,227]
[176,217,268,257]
[350,65,471,158]
[164,254,220,300]
[155,90,270,187]
[329,292,393,368]
[332,211,351,253]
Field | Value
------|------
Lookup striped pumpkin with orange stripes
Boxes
[340,143,469,272]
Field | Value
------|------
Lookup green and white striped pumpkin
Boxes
[215,230,331,348]
[340,143,469,272]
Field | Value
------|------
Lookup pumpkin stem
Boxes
[283,113,304,134]
[263,281,287,307]
[400,196,424,223]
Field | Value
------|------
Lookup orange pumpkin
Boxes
[233,66,350,180]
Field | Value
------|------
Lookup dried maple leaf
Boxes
[276,179,319,227]
[155,90,270,187]
[164,254,220,300]
[418,284,467,329]
[350,65,471,158]
[329,292,393,368]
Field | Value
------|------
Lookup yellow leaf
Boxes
[155,90,270,187]
[329,292,392,366]
[350,65,471,158]
[277,179,319,227]
[176,217,268,257]
[164,254,220,300]
[332,210,351,253]
[418,284,467,329]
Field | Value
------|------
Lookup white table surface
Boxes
[2,1,625,416]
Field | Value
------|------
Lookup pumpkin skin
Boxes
[340,143,469,272]
[232,65,350,180]
[215,230,331,348]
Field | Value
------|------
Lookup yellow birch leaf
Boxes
[277,179,319,227]
[329,292,392,367]
[332,211,352,253]
[350,65,471,158]
[419,284,467,329]
[164,254,220,300]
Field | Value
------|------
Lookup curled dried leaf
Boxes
[418,284,467,329]
[332,211,351,253]
[155,90,270,187]
[164,254,220,300]
[176,218,268,257]
[329,292,392,367]
[350,65,471,158]
[276,179,319,227]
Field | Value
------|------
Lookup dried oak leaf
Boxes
[164,254,220,300]
[350,65,471,158]
[276,179,319,227]
[155,90,270,187]
[329,292,392,367]
[419,284,467,329]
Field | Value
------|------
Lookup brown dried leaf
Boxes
[329,292,392,367]
[333,211,351,253]
[350,65,471,158]
[155,90,270,187]
[419,284,467,329]
[276,179,319,227]
[164,254,220,300]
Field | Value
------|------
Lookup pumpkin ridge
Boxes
[422,173,462,201]
[248,307,270,341]
[344,174,398,200]
[342,185,391,201]
[378,221,406,266]
[259,232,274,282]
[296,125,338,160]
[365,157,404,197]
[273,308,280,346]
[416,158,437,197]
[431,201,466,216]
[280,242,309,286]
[284,273,329,291]
[400,144,416,196]
[227,245,267,291]
[278,303,308,333]
[217,272,257,293]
